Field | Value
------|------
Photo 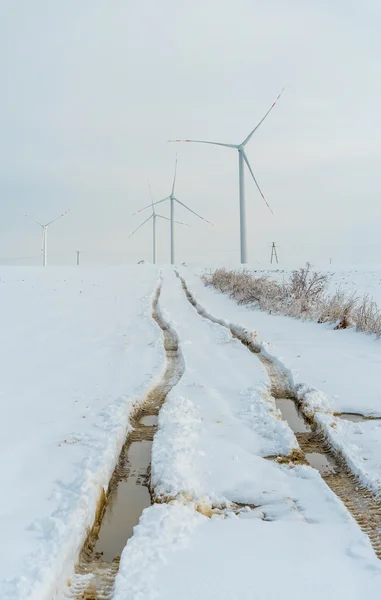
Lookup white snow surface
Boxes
[0,267,163,600]
[3,266,381,600]
[181,267,381,415]
[151,270,297,506]
[115,268,381,600]
[316,413,381,495]
[179,267,381,494]
[114,502,381,600]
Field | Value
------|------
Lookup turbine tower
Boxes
[131,159,212,264]
[128,182,189,264]
[30,210,70,266]
[169,89,284,264]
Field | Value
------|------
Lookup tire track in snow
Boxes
[177,271,381,559]
[65,280,185,600]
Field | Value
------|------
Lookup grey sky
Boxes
[1,1,380,266]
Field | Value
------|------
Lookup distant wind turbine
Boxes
[130,159,212,264]
[27,210,70,266]
[128,182,189,264]
[168,89,285,264]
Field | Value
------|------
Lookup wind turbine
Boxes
[28,210,70,266]
[131,158,212,265]
[128,182,189,264]
[169,89,285,264]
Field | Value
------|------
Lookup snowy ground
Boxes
[179,267,381,495]
[114,268,381,600]
[151,269,297,506]
[114,503,381,600]
[0,267,162,600]
[2,266,381,600]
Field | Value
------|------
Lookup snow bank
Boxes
[180,266,381,494]
[0,267,162,600]
[181,266,381,415]
[316,413,381,495]
[151,270,297,506]
[114,502,381,600]
[114,268,381,599]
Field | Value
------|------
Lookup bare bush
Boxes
[202,268,235,294]
[288,262,330,302]
[203,265,381,339]
[202,268,287,312]
[355,295,381,338]
[318,290,359,329]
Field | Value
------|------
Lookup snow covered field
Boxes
[151,270,297,504]
[0,267,163,600]
[114,502,381,600]
[327,268,381,304]
[114,269,381,600]
[180,267,381,494]
[1,266,381,600]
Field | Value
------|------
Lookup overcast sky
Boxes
[1,1,380,266]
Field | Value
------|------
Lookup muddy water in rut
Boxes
[179,274,381,559]
[66,287,183,600]
[139,415,159,426]
[275,398,309,434]
[335,412,381,423]
[94,439,152,562]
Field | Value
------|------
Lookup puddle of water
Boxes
[140,415,158,426]
[336,412,381,423]
[276,399,310,433]
[305,452,337,475]
[94,441,152,561]
[179,277,381,560]
[338,413,366,422]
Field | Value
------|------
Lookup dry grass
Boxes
[356,295,381,337]
[202,265,381,339]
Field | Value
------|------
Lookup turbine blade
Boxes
[241,88,285,147]
[129,197,169,218]
[24,214,44,227]
[242,151,273,215]
[171,155,178,195]
[127,214,153,238]
[46,209,71,227]
[174,198,214,225]
[148,181,155,215]
[168,139,236,149]
[156,214,190,227]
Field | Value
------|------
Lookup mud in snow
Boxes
[178,272,381,560]
[335,412,381,423]
[66,283,183,599]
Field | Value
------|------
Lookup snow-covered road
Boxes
[114,269,381,600]
[1,266,380,600]
[180,267,381,495]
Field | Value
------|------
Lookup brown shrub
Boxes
[203,266,381,339]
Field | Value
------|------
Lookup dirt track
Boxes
[66,283,184,600]
[178,272,381,559]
